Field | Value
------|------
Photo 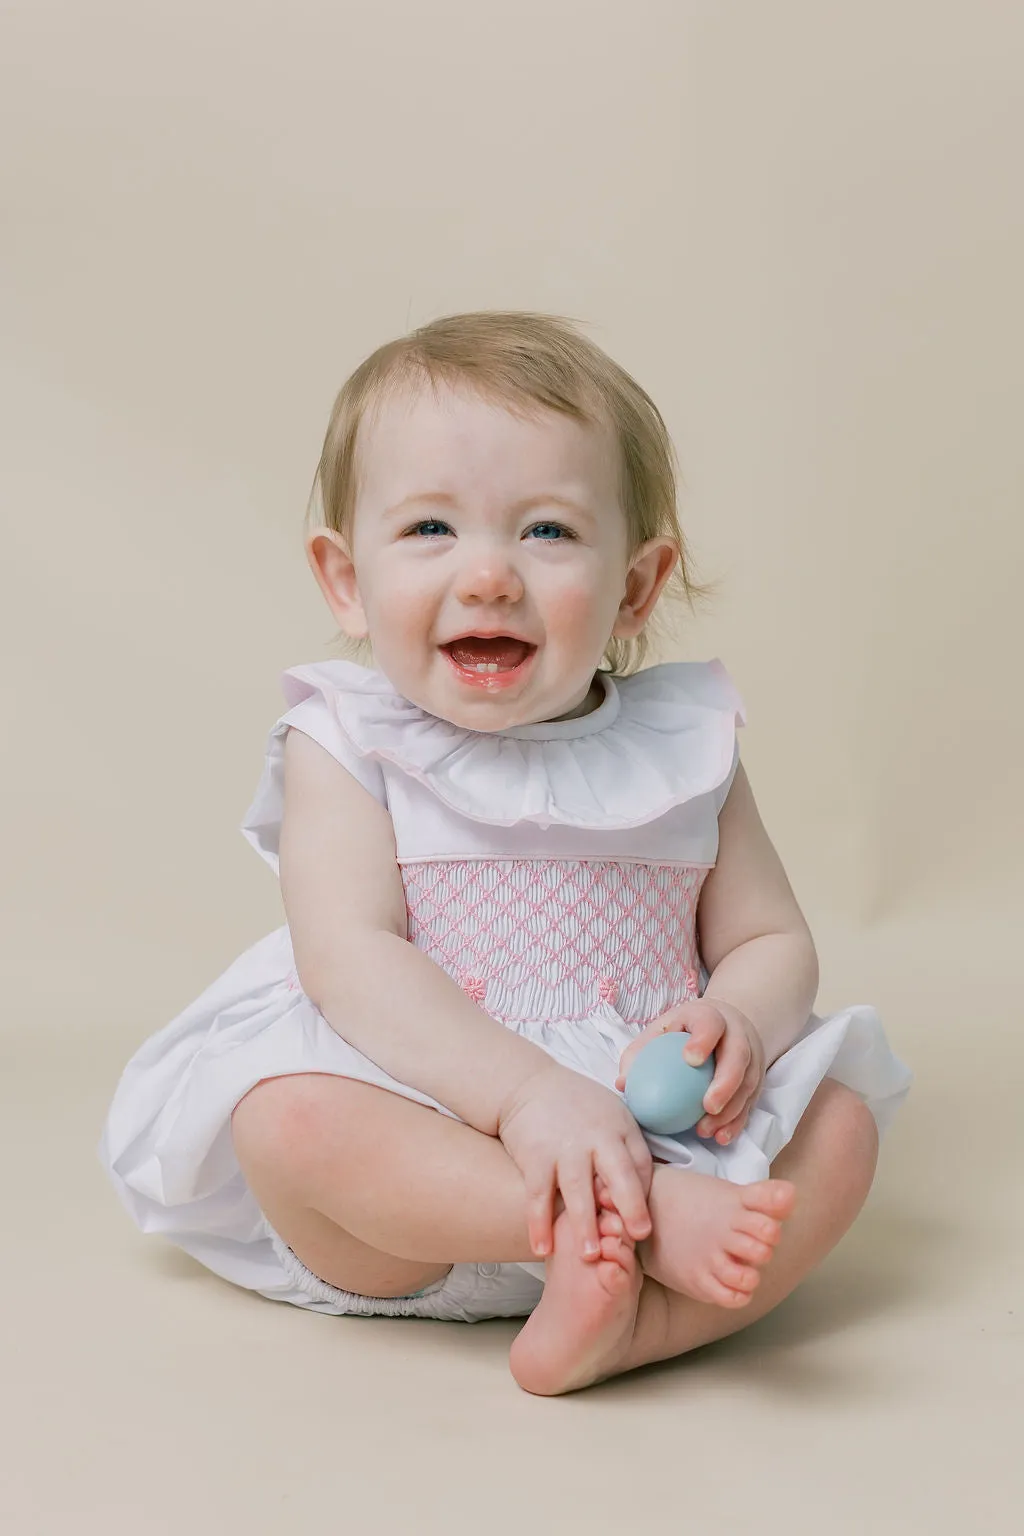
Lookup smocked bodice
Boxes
[401,857,706,1025]
[241,657,746,1029]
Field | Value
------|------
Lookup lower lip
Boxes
[442,647,537,691]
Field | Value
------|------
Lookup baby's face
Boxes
[328,378,668,730]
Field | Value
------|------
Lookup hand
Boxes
[615,998,766,1146]
[497,1062,653,1263]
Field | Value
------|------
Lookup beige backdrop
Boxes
[2,2,1021,1532]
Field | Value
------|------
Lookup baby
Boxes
[100,310,911,1395]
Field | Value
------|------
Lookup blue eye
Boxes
[406,519,453,538]
[405,518,574,541]
[526,522,574,541]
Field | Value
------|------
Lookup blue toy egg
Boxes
[623,1031,715,1135]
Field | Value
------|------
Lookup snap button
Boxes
[478,1262,499,1277]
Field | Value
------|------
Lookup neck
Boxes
[548,675,604,723]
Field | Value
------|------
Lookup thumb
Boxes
[617,1035,644,1085]
[681,1003,725,1065]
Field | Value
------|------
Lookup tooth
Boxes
[486,663,498,672]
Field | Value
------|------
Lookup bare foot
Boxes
[611,1167,796,1308]
[509,1208,642,1396]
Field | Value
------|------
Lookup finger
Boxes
[620,1009,696,1086]
[617,1031,652,1085]
[710,1111,749,1146]
[625,1127,655,1197]
[703,1086,758,1144]
[596,1183,617,1212]
[681,1004,727,1067]
[656,1001,699,1032]
[594,1144,652,1242]
[525,1168,556,1257]
[699,1062,761,1138]
[698,1083,748,1137]
[703,1034,752,1117]
[558,1156,601,1259]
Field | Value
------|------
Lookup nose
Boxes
[452,539,525,606]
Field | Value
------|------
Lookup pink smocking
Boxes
[597,976,619,1005]
[400,858,706,1025]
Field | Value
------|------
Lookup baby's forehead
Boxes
[357,374,618,487]
[365,372,591,433]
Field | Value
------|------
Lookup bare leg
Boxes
[233,1072,879,1393]
[509,1203,644,1394]
[232,1072,536,1297]
[233,1073,788,1302]
[509,1166,797,1394]
[515,1078,880,1393]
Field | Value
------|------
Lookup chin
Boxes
[434,694,530,732]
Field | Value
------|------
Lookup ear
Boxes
[612,537,679,638]
[305,528,369,638]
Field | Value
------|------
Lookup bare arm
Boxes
[278,726,557,1135]
[697,762,820,1066]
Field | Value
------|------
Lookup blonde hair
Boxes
[307,310,708,675]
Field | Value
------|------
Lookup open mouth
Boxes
[440,635,537,686]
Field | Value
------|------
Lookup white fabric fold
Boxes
[100,922,912,1304]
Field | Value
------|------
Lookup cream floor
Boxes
[4,908,1020,1535]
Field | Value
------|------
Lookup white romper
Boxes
[99,659,912,1323]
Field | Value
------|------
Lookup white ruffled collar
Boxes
[280,659,743,831]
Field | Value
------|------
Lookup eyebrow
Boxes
[383,491,596,523]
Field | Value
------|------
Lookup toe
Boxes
[597,1256,635,1294]
[598,1209,625,1238]
[725,1231,775,1266]
[735,1208,784,1246]
[742,1179,796,1218]
[599,1234,633,1268]
[712,1254,762,1294]
[703,1274,754,1309]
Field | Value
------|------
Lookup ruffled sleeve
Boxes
[240,661,388,874]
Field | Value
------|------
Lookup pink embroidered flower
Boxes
[684,967,700,997]
[597,976,619,1005]
[461,975,487,1004]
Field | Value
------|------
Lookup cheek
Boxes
[364,567,437,647]
[544,574,619,642]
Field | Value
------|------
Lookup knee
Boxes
[808,1079,879,1185]
[231,1073,336,1188]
